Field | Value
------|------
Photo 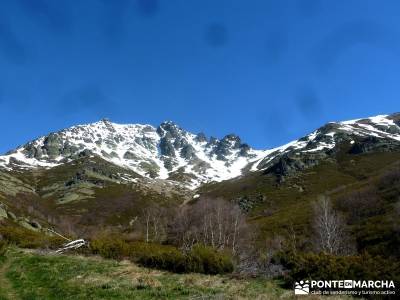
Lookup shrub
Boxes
[131,242,187,273]
[130,242,233,274]
[0,239,8,257]
[189,245,234,274]
[90,237,130,260]
[88,237,234,275]
[0,225,65,249]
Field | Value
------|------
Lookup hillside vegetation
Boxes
[0,247,298,300]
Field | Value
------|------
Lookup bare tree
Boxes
[143,208,151,243]
[312,195,349,255]
[169,198,249,254]
[172,206,197,251]
[140,204,169,243]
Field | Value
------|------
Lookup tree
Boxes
[169,198,249,254]
[140,204,169,243]
[312,195,350,255]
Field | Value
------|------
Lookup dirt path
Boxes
[0,257,20,300]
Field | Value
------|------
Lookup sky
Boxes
[1,0,400,153]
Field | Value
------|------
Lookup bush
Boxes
[0,239,8,257]
[90,236,130,260]
[189,245,234,274]
[88,237,234,275]
[0,225,65,249]
[130,242,187,273]
[131,243,233,274]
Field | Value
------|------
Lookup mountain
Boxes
[1,113,400,189]
[1,113,400,242]
[0,119,264,189]
[251,113,400,178]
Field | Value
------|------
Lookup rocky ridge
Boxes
[0,119,264,188]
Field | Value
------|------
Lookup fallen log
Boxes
[56,239,87,253]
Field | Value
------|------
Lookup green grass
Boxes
[0,248,295,300]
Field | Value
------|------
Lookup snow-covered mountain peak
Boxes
[1,113,400,189]
[0,119,264,188]
[251,113,400,171]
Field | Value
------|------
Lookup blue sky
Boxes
[1,0,400,153]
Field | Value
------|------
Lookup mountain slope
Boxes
[196,114,400,257]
